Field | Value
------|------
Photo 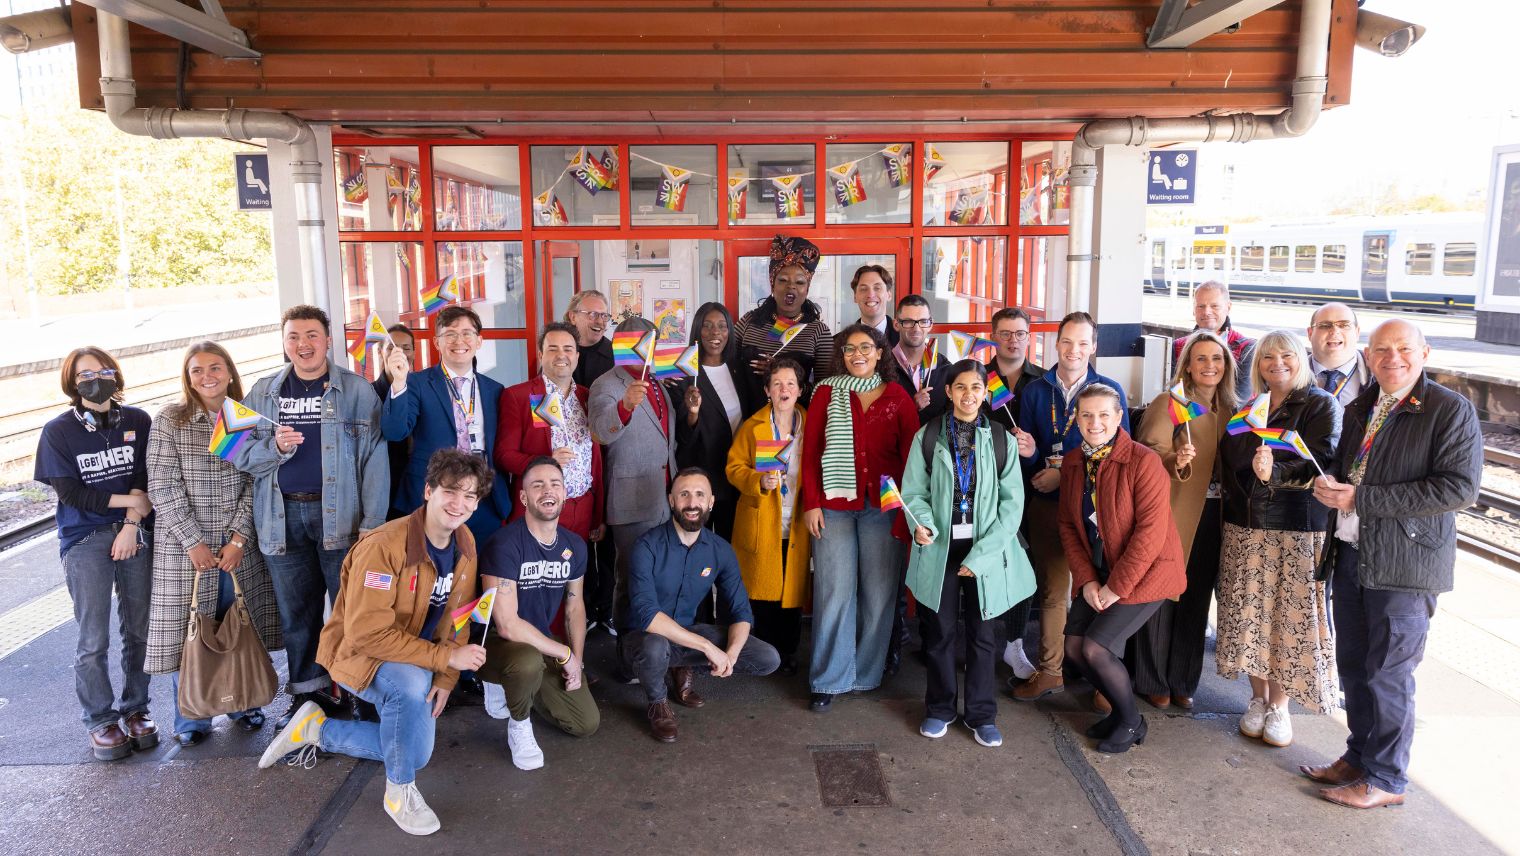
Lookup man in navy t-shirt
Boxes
[480,456,598,772]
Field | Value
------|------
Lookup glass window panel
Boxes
[475,339,529,389]
[1016,141,1072,225]
[335,146,421,231]
[630,146,718,227]
[924,142,1009,227]
[1323,244,1346,273]
[431,146,521,231]
[339,241,423,328]
[823,144,912,224]
[530,145,621,227]
[535,240,723,335]
[1240,245,1264,272]
[1294,245,1317,272]
[1405,242,1434,276]
[1269,245,1290,273]
[1444,242,1476,276]
[726,144,814,227]
[738,251,898,335]
[436,241,525,330]
[921,236,1009,326]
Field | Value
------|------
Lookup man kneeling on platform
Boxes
[624,467,780,742]
[479,455,599,772]
[258,449,491,837]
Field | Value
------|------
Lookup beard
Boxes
[673,504,711,532]
[526,496,562,524]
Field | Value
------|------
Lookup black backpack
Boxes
[921,415,1009,476]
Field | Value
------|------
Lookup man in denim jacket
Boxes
[234,304,389,727]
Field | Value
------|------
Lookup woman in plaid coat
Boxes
[146,342,282,746]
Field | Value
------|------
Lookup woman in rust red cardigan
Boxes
[1058,383,1186,753]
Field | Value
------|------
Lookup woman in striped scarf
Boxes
[800,325,920,712]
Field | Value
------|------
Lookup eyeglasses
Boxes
[437,330,481,344]
[573,309,612,323]
[76,369,118,382]
[841,343,878,356]
[994,330,1030,342]
[895,318,934,329]
[1311,320,1355,332]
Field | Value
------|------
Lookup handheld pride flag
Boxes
[347,334,370,368]
[651,344,688,380]
[755,438,793,473]
[949,330,997,363]
[768,314,800,342]
[220,397,269,432]
[921,337,939,373]
[450,589,497,636]
[1225,393,1272,436]
[612,330,656,368]
[1167,382,1208,426]
[364,311,388,343]
[420,275,458,315]
[530,392,565,428]
[880,474,925,531]
[675,344,701,379]
[985,371,1014,411]
[207,412,251,461]
[1282,428,1327,477]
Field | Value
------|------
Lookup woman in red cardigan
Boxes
[1059,383,1186,753]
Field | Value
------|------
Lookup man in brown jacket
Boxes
[258,449,491,837]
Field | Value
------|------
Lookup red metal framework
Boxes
[333,133,1069,378]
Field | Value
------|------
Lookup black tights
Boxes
[1065,635,1140,728]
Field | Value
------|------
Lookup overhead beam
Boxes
[88,0,258,58]
[1147,0,1288,49]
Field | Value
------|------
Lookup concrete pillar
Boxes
[1089,145,1150,406]
[268,126,342,353]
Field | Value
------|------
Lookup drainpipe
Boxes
[95,11,332,336]
[1065,0,1332,312]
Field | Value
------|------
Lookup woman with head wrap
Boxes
[731,235,835,415]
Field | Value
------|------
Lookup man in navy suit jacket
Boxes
[381,306,512,544]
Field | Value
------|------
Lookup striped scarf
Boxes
[1081,437,1115,504]
[817,373,884,501]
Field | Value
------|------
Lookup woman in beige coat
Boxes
[726,357,811,674]
[1129,331,1237,710]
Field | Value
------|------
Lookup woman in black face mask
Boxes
[33,347,158,761]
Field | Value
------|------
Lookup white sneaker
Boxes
[483,682,509,720]
[257,700,325,769]
[383,779,441,836]
[1002,641,1036,681]
[1239,697,1267,739]
[507,716,544,771]
[1262,704,1293,747]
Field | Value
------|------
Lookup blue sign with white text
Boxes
[1147,149,1196,205]
[235,153,271,211]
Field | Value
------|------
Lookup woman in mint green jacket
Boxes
[902,359,1036,748]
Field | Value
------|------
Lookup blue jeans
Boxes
[262,499,348,693]
[171,571,262,735]
[809,507,903,695]
[62,525,152,731]
[320,662,436,786]
[1332,543,1438,795]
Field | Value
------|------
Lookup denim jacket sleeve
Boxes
[355,382,389,532]
[231,377,295,477]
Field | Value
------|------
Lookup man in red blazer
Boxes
[495,322,605,544]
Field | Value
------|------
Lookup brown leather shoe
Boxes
[1011,671,1065,702]
[1172,695,1195,710]
[1092,691,1112,714]
[1145,694,1172,710]
[89,723,132,761]
[647,701,678,743]
[1319,781,1405,810]
[123,712,159,750]
[669,667,705,708]
[1300,758,1366,786]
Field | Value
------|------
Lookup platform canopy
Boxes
[71,0,1358,138]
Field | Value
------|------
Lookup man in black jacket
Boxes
[1307,319,1482,810]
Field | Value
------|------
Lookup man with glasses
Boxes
[889,295,950,421]
[1306,303,1368,407]
[567,290,615,389]
[987,307,1044,431]
[1172,281,1255,400]
[382,305,512,544]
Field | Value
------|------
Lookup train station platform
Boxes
[1,530,1516,856]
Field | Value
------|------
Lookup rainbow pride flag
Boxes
[611,330,655,368]
[364,311,388,344]
[347,334,370,368]
[220,397,265,432]
[1167,382,1207,427]
[921,338,939,373]
[674,344,701,379]
[1251,427,1298,452]
[651,344,688,379]
[1225,393,1271,435]
[768,314,800,342]
[207,411,251,461]
[949,330,996,363]
[985,372,1014,411]
[879,475,905,512]
[530,392,564,428]
[421,275,458,315]
[450,589,497,635]
[755,438,792,473]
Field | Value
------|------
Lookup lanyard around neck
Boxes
[440,364,476,420]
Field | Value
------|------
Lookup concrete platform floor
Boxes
[1,530,1517,856]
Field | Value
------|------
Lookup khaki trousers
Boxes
[1024,498,1072,676]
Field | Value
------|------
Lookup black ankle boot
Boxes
[1097,716,1147,754]
[1085,712,1121,739]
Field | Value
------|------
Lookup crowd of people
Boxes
[35,236,1482,835]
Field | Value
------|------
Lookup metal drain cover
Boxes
[810,743,891,807]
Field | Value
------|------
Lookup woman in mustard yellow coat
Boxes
[727,357,811,674]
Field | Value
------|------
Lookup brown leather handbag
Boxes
[177,569,278,720]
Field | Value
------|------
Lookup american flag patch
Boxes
[363,571,393,591]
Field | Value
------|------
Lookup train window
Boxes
[1173,247,1189,270]
[1269,245,1289,272]
[1405,243,1434,276]
[1194,256,1206,270]
[1444,242,1476,276]
[1323,244,1346,273]
[1240,245,1264,272]
[1294,245,1317,272]
[1152,241,1165,267]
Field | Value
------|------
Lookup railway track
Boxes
[1463,445,1520,571]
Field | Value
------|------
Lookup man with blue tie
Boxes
[1306,302,1370,407]
[382,306,513,544]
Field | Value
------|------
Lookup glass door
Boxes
[724,237,910,335]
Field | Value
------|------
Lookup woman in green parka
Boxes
[901,359,1035,748]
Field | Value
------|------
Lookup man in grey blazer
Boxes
[588,316,678,652]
